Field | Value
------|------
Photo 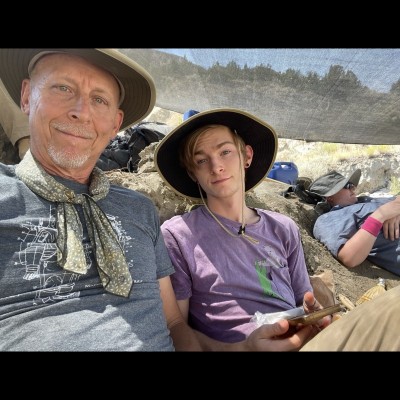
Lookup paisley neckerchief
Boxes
[16,150,133,298]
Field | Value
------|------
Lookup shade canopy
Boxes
[120,48,400,145]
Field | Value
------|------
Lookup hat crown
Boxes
[155,108,278,200]
[0,48,156,132]
[309,169,361,197]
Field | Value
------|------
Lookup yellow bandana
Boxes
[16,151,133,298]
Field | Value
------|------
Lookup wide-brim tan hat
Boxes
[155,108,278,201]
[0,48,156,131]
[309,169,362,197]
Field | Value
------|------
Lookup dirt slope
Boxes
[105,143,400,306]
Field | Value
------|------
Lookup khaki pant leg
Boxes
[0,79,29,146]
[301,284,400,351]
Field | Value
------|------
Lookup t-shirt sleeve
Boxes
[154,226,175,279]
[161,218,193,300]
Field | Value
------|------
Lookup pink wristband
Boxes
[361,216,383,237]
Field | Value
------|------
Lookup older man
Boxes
[0,49,200,351]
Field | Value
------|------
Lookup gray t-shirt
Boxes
[313,197,400,276]
[0,163,175,351]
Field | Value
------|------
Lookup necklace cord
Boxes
[197,145,259,245]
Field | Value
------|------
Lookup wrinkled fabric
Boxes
[301,284,400,351]
[16,151,133,297]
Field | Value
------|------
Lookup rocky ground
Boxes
[105,142,400,309]
[2,120,400,310]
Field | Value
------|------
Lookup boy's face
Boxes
[191,126,252,201]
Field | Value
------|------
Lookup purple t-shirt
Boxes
[161,206,312,342]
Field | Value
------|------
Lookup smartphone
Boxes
[287,304,342,326]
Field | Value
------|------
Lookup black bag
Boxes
[282,177,324,205]
[96,122,166,172]
[282,177,332,215]
[126,123,165,172]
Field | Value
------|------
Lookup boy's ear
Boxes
[245,144,254,161]
[187,170,197,183]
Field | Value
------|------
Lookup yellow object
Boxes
[338,293,355,311]
[355,278,386,306]
[332,313,342,322]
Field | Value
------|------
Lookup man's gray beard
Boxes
[48,143,89,169]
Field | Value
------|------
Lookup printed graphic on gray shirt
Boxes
[17,205,131,305]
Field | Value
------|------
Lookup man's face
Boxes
[20,53,123,178]
[329,182,358,206]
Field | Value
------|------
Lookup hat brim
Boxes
[348,169,361,188]
[155,108,277,200]
[0,48,156,132]
[311,168,362,197]
[328,169,361,196]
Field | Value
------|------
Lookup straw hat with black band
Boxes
[155,108,278,202]
[0,48,156,131]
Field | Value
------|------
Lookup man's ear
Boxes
[111,110,124,140]
[20,79,31,116]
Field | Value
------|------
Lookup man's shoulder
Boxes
[0,162,17,178]
[315,201,370,223]
[316,205,348,220]
[108,183,158,213]
[109,183,151,200]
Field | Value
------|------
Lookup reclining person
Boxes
[310,169,400,276]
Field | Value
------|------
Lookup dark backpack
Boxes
[282,177,333,215]
[282,176,325,205]
[282,177,324,205]
[96,122,166,172]
[126,123,165,172]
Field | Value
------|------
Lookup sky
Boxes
[155,48,400,93]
